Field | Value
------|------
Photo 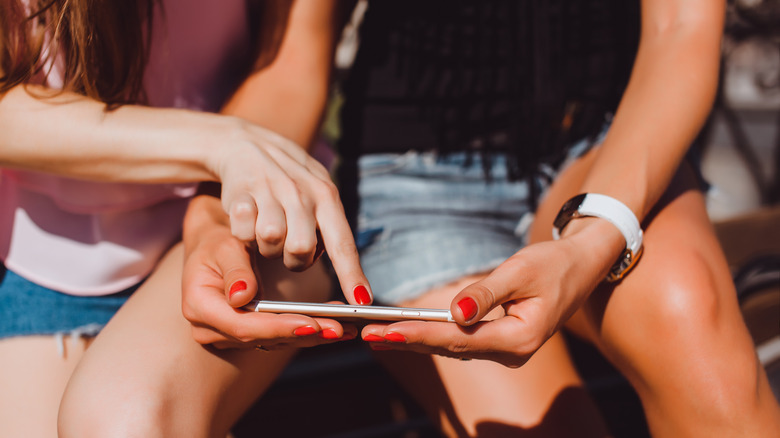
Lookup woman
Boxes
[193,0,780,436]
[0,1,369,436]
[346,0,780,436]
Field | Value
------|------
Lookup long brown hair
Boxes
[0,0,156,106]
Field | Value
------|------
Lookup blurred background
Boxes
[235,1,780,436]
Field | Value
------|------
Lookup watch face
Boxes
[553,193,588,233]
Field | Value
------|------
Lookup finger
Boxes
[258,151,327,271]
[313,317,359,341]
[196,287,326,344]
[254,192,287,259]
[216,244,261,309]
[314,194,372,305]
[247,132,371,303]
[227,193,258,242]
[450,258,529,325]
[280,196,318,272]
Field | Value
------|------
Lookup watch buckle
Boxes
[606,246,644,283]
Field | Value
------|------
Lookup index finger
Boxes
[314,196,372,306]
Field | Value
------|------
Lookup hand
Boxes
[359,220,623,367]
[206,118,372,305]
[181,195,358,349]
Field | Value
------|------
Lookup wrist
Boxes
[553,193,644,282]
[560,218,626,279]
[183,193,230,241]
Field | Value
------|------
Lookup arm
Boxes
[0,1,363,281]
[221,0,351,149]
[359,0,726,366]
[0,86,221,183]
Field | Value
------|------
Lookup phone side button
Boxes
[401,311,420,317]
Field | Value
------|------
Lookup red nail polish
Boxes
[294,326,318,336]
[363,334,384,342]
[384,332,406,343]
[229,280,247,298]
[457,297,478,321]
[353,285,370,305]
[320,329,340,339]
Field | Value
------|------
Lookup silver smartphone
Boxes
[244,300,454,322]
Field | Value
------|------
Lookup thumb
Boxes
[221,247,261,309]
[451,272,514,325]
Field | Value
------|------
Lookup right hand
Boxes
[207,118,372,306]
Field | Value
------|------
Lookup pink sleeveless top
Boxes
[0,0,253,295]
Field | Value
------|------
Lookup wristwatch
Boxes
[552,193,644,282]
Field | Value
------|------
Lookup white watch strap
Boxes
[552,193,644,282]
[577,194,643,255]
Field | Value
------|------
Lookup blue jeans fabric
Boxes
[356,151,542,305]
[0,263,138,339]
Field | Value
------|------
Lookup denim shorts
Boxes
[356,151,548,305]
[0,263,138,341]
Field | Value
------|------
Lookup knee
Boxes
[58,378,177,438]
[629,250,730,340]
[604,250,768,419]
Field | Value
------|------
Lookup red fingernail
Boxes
[229,280,247,298]
[320,329,340,339]
[457,297,478,321]
[353,285,371,305]
[294,326,318,336]
[363,334,384,342]
[384,332,406,343]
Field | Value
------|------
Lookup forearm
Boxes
[221,66,330,150]
[0,84,229,183]
[558,2,725,281]
[579,4,724,220]
[220,0,346,149]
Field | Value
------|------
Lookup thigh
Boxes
[0,263,131,438]
[375,276,608,438]
[58,243,328,438]
[0,335,89,438]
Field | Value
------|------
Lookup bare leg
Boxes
[0,335,91,438]
[58,243,332,438]
[531,148,780,437]
[375,276,610,438]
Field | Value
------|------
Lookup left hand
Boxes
[181,195,358,350]
[360,220,622,367]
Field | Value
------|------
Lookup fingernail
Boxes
[457,297,478,321]
[353,285,371,305]
[229,280,247,298]
[294,326,318,336]
[320,329,340,339]
[363,334,384,342]
[384,332,406,343]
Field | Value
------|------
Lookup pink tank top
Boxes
[0,0,253,295]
